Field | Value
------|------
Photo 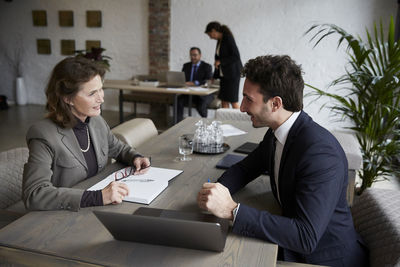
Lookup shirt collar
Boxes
[274,111,301,145]
[73,116,90,130]
[192,61,201,67]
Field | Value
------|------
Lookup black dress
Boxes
[214,33,242,102]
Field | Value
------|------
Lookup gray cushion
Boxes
[330,130,362,171]
[0,147,29,209]
[351,188,400,267]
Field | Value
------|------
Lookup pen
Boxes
[122,178,155,183]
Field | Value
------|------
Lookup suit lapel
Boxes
[277,111,307,199]
[57,126,87,170]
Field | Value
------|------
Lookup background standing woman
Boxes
[205,21,242,109]
[23,56,150,211]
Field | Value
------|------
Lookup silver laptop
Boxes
[158,71,186,88]
[93,207,229,252]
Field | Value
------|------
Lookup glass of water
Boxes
[179,134,194,161]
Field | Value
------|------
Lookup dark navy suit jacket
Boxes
[218,111,368,267]
[182,60,212,85]
[213,34,242,80]
[177,61,213,120]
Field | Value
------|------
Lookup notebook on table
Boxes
[93,207,229,252]
[216,153,269,175]
[234,142,258,154]
[87,167,183,204]
[216,154,245,169]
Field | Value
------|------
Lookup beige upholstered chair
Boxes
[351,188,400,267]
[330,130,362,206]
[111,118,158,149]
[0,147,29,228]
[0,147,28,209]
[215,108,250,121]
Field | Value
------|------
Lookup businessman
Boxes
[177,47,213,122]
[197,55,369,267]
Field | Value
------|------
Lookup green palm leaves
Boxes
[306,17,400,193]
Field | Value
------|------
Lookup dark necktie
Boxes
[270,134,278,200]
[191,64,198,82]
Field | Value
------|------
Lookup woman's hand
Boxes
[102,181,129,205]
[133,157,151,175]
[214,60,221,68]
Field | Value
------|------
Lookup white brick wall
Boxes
[0,0,148,113]
[0,0,397,127]
[170,0,397,128]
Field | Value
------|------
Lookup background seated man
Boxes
[177,47,213,122]
[197,55,369,267]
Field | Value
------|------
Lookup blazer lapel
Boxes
[58,126,87,170]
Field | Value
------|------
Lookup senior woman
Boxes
[23,56,150,211]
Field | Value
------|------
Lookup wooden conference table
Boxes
[103,79,219,125]
[0,118,283,267]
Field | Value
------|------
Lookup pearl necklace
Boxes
[80,126,90,153]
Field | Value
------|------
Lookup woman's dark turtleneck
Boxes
[72,117,103,207]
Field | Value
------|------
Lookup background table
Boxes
[103,80,219,124]
[0,118,282,267]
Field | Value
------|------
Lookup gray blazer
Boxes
[23,116,139,211]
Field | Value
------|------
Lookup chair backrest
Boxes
[330,130,362,206]
[111,118,158,149]
[0,147,29,209]
[207,94,221,109]
[351,188,400,267]
[330,130,362,171]
[214,108,250,121]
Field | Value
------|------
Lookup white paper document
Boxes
[88,167,183,204]
[221,124,247,137]
[166,88,190,92]
[188,87,209,92]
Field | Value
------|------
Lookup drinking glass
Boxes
[179,134,193,161]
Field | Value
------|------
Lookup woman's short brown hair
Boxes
[45,56,106,128]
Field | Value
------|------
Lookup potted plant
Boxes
[74,47,112,71]
[305,17,400,194]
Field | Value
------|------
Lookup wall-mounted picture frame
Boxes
[86,10,102,27]
[61,40,75,55]
[32,10,47,26]
[37,39,51,54]
[86,40,101,51]
[59,11,74,27]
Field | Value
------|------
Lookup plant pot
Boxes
[16,76,27,105]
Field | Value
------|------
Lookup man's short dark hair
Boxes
[190,47,201,54]
[242,55,304,111]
